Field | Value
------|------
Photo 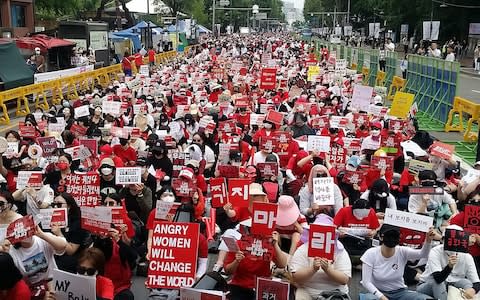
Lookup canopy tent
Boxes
[197,24,212,34]
[113,21,163,51]
[110,31,141,52]
[167,20,187,33]
[15,34,75,53]
[0,41,34,89]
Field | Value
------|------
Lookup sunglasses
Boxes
[51,202,66,208]
[370,127,381,130]
[77,266,97,276]
[0,201,6,207]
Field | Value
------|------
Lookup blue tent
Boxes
[113,21,163,51]
[167,20,187,33]
[196,24,211,34]
[109,31,141,51]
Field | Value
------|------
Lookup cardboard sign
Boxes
[147,222,199,289]
[308,224,336,260]
[16,171,43,190]
[228,178,250,208]
[39,208,68,229]
[329,146,346,170]
[430,141,455,160]
[384,208,434,233]
[408,186,444,195]
[371,156,394,170]
[444,229,469,253]
[36,137,56,157]
[307,135,331,153]
[180,288,226,300]
[115,167,142,185]
[351,85,373,112]
[464,205,480,234]
[257,163,279,178]
[390,92,415,119]
[265,110,283,125]
[312,177,335,205]
[171,178,196,198]
[155,201,181,221]
[102,100,122,115]
[6,215,35,244]
[343,171,365,185]
[74,105,90,119]
[218,165,240,178]
[209,177,228,208]
[65,173,100,206]
[408,159,434,175]
[256,278,290,300]
[53,268,96,300]
[260,68,277,90]
[80,206,112,235]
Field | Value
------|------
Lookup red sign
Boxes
[257,163,279,178]
[381,134,402,154]
[389,119,406,132]
[171,178,196,198]
[400,228,426,249]
[430,141,455,160]
[311,116,330,129]
[353,113,370,127]
[65,173,100,206]
[329,146,347,170]
[70,124,87,137]
[371,156,394,170]
[19,122,37,138]
[464,205,480,234]
[147,222,199,289]
[173,95,188,105]
[238,235,274,261]
[343,171,365,185]
[260,68,277,90]
[251,202,278,236]
[209,177,227,208]
[218,165,240,178]
[228,178,250,208]
[37,136,57,157]
[6,215,35,244]
[265,110,284,125]
[27,172,43,189]
[218,120,236,134]
[256,278,290,300]
[259,136,277,152]
[308,224,336,260]
[79,139,98,157]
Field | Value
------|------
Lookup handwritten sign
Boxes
[313,177,335,205]
[384,208,433,233]
[115,167,142,185]
[256,278,290,300]
[53,268,96,300]
[147,222,199,289]
[307,135,331,153]
[308,224,336,260]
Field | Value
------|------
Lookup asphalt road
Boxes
[457,73,480,103]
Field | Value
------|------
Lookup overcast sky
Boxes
[284,0,304,10]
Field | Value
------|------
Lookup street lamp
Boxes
[252,5,259,32]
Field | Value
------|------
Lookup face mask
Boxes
[332,99,338,106]
[101,168,113,176]
[162,195,175,203]
[35,51,40,55]
[309,97,316,103]
[264,123,272,129]
[232,137,240,143]
[371,129,381,136]
[353,208,370,220]
[57,162,69,171]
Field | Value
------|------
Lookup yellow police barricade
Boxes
[2,87,30,117]
[24,83,48,111]
[387,76,406,101]
[445,96,480,142]
[376,71,386,87]
[0,93,10,125]
[44,79,64,106]
[362,67,369,85]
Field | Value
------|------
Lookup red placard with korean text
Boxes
[228,178,250,208]
[307,224,336,260]
[79,139,98,156]
[260,68,277,90]
[259,136,277,152]
[209,177,228,208]
[147,222,199,289]
[171,179,196,198]
[19,122,37,138]
[444,229,469,253]
[257,163,279,178]
[6,215,35,244]
[218,165,240,178]
[256,278,290,300]
[464,205,480,234]
[342,171,365,185]
[65,173,100,206]
[251,202,278,236]
[371,156,395,171]
[430,141,455,160]
[265,110,284,126]
[329,146,347,170]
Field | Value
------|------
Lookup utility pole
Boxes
[212,0,216,36]
[347,0,351,24]
[115,0,122,30]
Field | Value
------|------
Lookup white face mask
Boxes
[371,129,381,136]
[309,97,316,103]
[353,208,370,220]
[346,165,356,172]
[264,123,272,129]
[232,137,240,143]
[162,195,175,203]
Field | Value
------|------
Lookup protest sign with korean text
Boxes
[6,215,35,244]
[257,163,279,178]
[260,68,277,90]
[228,178,250,208]
[115,167,142,185]
[329,146,347,170]
[251,202,277,236]
[390,92,415,119]
[53,268,96,300]
[209,177,228,208]
[79,139,98,156]
[65,173,100,206]
[19,122,37,138]
[16,171,43,190]
[155,201,181,221]
[444,229,469,253]
[256,278,290,300]
[313,177,335,205]
[408,159,434,175]
[64,145,92,161]
[351,85,373,112]
[259,136,277,152]
[265,110,284,125]
[408,186,444,195]
[218,165,240,178]
[147,222,199,289]
[308,224,336,260]
[384,208,433,233]
[464,205,480,234]
[371,156,394,171]
[102,100,122,115]
[39,208,68,230]
[343,171,365,185]
[307,135,331,153]
[171,178,196,198]
[80,206,112,235]
[430,141,455,160]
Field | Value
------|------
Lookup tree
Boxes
[303,0,323,21]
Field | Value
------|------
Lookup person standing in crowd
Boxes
[33,47,45,73]
[445,45,456,62]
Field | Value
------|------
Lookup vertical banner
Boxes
[308,224,336,260]
[147,222,199,289]
[209,177,228,208]
[65,173,100,206]
[260,68,277,90]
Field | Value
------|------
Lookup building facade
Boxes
[0,0,34,37]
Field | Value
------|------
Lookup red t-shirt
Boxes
[1,279,30,300]
[148,50,155,63]
[121,56,132,70]
[103,240,132,295]
[286,150,312,179]
[333,206,380,229]
[451,212,480,256]
[134,53,143,67]
[96,275,114,300]
[112,145,137,164]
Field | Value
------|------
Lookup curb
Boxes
[460,69,480,78]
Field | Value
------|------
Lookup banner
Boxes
[384,208,433,233]
[65,173,100,206]
[256,278,290,300]
[34,64,94,83]
[115,167,142,185]
[308,224,336,260]
[228,178,250,208]
[147,222,199,289]
[312,177,335,205]
[251,202,277,236]
[423,21,440,40]
[210,177,228,208]
[260,68,277,90]
[53,268,96,300]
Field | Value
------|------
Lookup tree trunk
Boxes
[119,0,134,28]
[96,0,109,20]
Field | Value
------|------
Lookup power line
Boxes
[432,0,480,9]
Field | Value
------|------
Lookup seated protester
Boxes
[102,193,136,243]
[119,183,153,224]
[99,144,124,168]
[408,170,458,228]
[360,224,435,300]
[186,132,216,176]
[428,147,457,183]
[43,153,74,193]
[252,120,276,145]
[146,140,173,183]
[336,155,366,204]
[4,223,68,299]
[113,136,137,166]
[285,150,312,196]
[275,195,307,256]
[250,139,281,166]
[176,167,206,221]
[260,153,283,199]
[360,121,383,153]
[334,198,380,256]
[186,159,207,195]
[51,193,91,274]
[457,161,480,202]
[290,214,351,300]
[137,157,157,196]
[417,225,480,300]
[12,183,54,218]
[361,178,397,220]
[0,191,22,226]
[291,112,315,138]
[0,252,31,300]
[299,165,345,221]
[99,158,123,197]
[77,248,115,300]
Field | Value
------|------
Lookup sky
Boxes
[284,0,304,10]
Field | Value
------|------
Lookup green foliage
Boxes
[303,0,323,21]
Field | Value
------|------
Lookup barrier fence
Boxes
[0,47,193,126]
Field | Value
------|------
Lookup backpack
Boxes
[315,290,351,300]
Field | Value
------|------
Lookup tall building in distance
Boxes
[0,0,34,37]
[282,0,304,25]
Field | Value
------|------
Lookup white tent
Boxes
[125,0,170,14]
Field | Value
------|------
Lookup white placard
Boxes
[102,101,122,115]
[39,208,68,230]
[115,167,142,185]
[53,268,96,300]
[423,21,440,40]
[250,113,265,126]
[313,177,335,205]
[351,85,374,112]
[307,135,331,153]
[384,208,434,233]
[155,200,177,220]
[139,65,150,76]
[16,171,42,190]
[81,206,113,223]
[74,105,90,119]
[89,31,108,51]
[3,142,18,156]
[335,59,347,73]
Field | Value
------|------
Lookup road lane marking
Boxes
[473,90,480,94]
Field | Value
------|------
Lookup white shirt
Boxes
[420,244,480,284]
[360,190,397,211]
[361,135,381,151]
[430,48,442,58]
[408,191,454,214]
[445,53,455,62]
[290,243,351,295]
[385,42,395,52]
